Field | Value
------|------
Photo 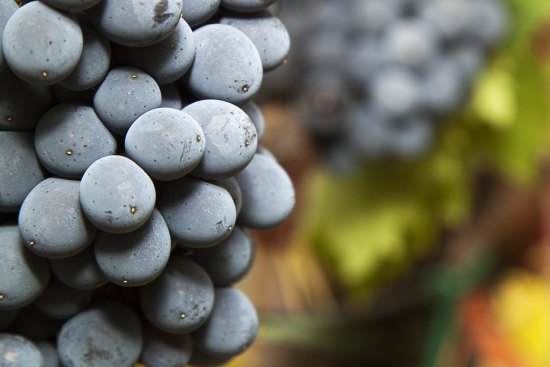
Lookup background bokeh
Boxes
[224,0,550,366]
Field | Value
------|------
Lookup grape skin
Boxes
[50,246,108,291]
[157,177,237,248]
[18,178,97,259]
[94,209,171,287]
[2,1,83,85]
[79,155,156,234]
[185,24,263,104]
[140,258,215,334]
[34,103,117,179]
[57,300,143,367]
[0,226,50,310]
[0,334,44,367]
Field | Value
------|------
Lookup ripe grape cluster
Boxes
[0,0,293,366]
[270,0,507,168]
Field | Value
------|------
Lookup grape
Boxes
[193,288,258,358]
[57,300,143,367]
[11,306,63,339]
[0,0,18,71]
[0,70,54,131]
[60,14,111,91]
[114,19,195,85]
[420,0,470,41]
[33,278,93,320]
[93,67,162,135]
[35,340,60,367]
[389,116,433,158]
[159,83,184,109]
[124,108,205,181]
[344,104,391,158]
[421,58,466,116]
[0,334,43,367]
[464,0,508,45]
[181,0,220,28]
[343,36,382,84]
[2,1,83,85]
[79,155,156,234]
[194,226,254,286]
[0,132,45,213]
[241,100,265,141]
[157,176,236,248]
[349,0,402,34]
[18,178,97,259]
[50,246,108,290]
[0,226,50,310]
[40,0,102,11]
[382,20,438,70]
[34,103,117,179]
[140,322,192,367]
[183,99,258,179]
[185,24,263,104]
[216,177,243,215]
[220,10,290,71]
[220,0,276,13]
[0,309,18,330]
[94,209,171,287]
[140,257,214,334]
[369,67,421,117]
[87,0,183,47]
[235,154,295,228]
[448,42,484,82]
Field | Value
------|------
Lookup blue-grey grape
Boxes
[185,24,263,104]
[0,132,45,213]
[157,177,236,248]
[57,300,143,367]
[0,0,17,71]
[0,70,54,131]
[235,154,295,228]
[80,155,156,234]
[241,100,265,141]
[50,246,108,290]
[35,340,59,367]
[369,67,421,117]
[18,178,97,259]
[183,99,257,179]
[188,347,232,367]
[181,0,220,28]
[220,10,290,71]
[140,257,214,334]
[34,103,117,178]
[60,14,111,91]
[2,1,83,85]
[124,108,205,181]
[0,334,43,367]
[217,177,243,215]
[140,322,192,367]
[93,67,162,135]
[87,0,183,47]
[193,287,258,358]
[194,226,254,286]
[33,278,92,320]
[0,226,50,310]
[94,209,171,287]
[114,19,195,85]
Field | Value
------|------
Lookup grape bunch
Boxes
[0,0,293,366]
[267,0,508,169]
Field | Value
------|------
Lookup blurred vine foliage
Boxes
[301,0,550,292]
